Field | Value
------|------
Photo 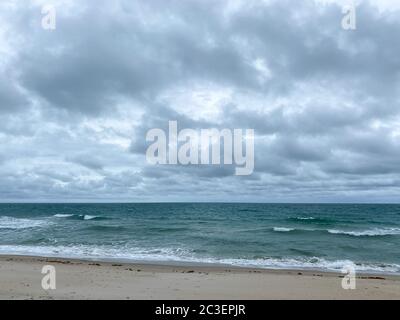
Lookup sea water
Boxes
[0,203,399,274]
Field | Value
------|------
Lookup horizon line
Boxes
[0,201,399,205]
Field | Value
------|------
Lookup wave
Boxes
[287,216,333,224]
[53,214,107,221]
[328,228,400,237]
[53,214,74,218]
[271,226,400,237]
[0,216,52,230]
[273,227,295,232]
[0,245,194,264]
[79,215,110,221]
[0,244,398,274]
[218,257,400,274]
[82,215,99,220]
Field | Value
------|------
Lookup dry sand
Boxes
[0,255,399,300]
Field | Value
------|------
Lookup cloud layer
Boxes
[1,0,400,202]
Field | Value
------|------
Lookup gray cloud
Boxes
[0,0,400,202]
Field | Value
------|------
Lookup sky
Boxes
[0,0,400,203]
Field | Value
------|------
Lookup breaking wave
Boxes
[328,228,400,237]
[0,244,398,274]
[273,227,295,232]
[54,214,74,218]
[271,226,400,237]
[53,214,106,221]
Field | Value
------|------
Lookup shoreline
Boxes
[0,255,399,299]
[0,253,398,277]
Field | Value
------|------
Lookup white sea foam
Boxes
[218,257,400,274]
[296,217,315,220]
[0,244,398,274]
[328,228,400,237]
[272,226,400,237]
[53,214,74,218]
[55,214,101,220]
[82,215,99,220]
[0,216,51,229]
[273,227,294,232]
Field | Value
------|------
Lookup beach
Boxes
[1,204,399,300]
[0,255,399,300]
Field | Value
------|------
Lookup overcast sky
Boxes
[0,0,400,203]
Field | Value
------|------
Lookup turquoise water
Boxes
[0,203,399,273]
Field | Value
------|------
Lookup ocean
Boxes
[0,203,399,274]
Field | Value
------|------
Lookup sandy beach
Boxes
[0,255,398,300]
